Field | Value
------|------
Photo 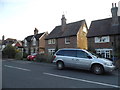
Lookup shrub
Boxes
[35,53,54,63]
[2,44,16,58]
[23,52,28,58]
[115,59,120,70]
[15,52,23,60]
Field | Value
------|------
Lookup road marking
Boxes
[43,72,120,88]
[4,65,31,71]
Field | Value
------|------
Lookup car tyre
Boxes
[57,61,64,70]
[92,65,104,75]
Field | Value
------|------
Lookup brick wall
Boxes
[87,35,120,51]
[58,36,77,49]
[45,36,77,53]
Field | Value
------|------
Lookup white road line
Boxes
[43,72,120,88]
[4,65,31,71]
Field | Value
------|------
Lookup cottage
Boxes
[24,28,48,55]
[87,3,120,59]
[45,15,88,55]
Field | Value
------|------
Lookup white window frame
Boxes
[48,39,55,44]
[32,38,36,46]
[83,26,87,33]
[95,36,110,43]
[48,49,55,55]
[24,39,27,46]
[65,37,70,44]
[95,49,112,58]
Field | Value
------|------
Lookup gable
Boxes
[25,35,33,42]
[25,32,45,42]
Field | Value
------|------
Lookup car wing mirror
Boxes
[87,56,92,59]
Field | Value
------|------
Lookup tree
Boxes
[2,44,16,58]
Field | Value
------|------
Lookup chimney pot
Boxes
[115,3,116,7]
[112,3,114,7]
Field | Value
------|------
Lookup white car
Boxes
[53,48,115,75]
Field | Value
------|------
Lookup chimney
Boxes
[2,35,5,45]
[2,35,5,41]
[61,14,67,31]
[111,3,119,25]
[34,28,38,35]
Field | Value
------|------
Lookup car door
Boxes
[75,50,92,70]
[63,50,77,68]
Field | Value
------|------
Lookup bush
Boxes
[35,53,54,63]
[23,52,28,58]
[2,44,16,58]
[15,52,23,60]
[115,59,120,70]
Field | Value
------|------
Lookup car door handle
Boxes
[76,59,79,61]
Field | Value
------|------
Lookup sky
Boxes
[0,0,120,40]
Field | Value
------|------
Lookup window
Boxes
[48,49,55,55]
[48,39,56,44]
[33,38,36,46]
[24,39,27,46]
[77,50,89,58]
[63,50,76,57]
[96,49,112,58]
[56,50,64,56]
[65,37,70,44]
[95,36,110,43]
[83,26,87,33]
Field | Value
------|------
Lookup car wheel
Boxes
[92,65,104,75]
[57,61,64,70]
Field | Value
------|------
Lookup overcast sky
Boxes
[0,0,120,40]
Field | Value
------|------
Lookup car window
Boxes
[77,50,89,58]
[63,50,77,57]
[56,50,64,56]
[32,53,37,55]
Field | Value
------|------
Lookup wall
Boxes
[58,36,77,49]
[77,23,88,49]
[39,32,48,53]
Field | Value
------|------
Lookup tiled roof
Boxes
[25,35,33,42]
[25,32,44,42]
[87,17,120,37]
[45,20,85,39]
[34,32,44,40]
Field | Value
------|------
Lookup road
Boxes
[2,59,120,88]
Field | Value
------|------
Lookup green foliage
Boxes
[115,60,120,69]
[2,44,16,58]
[23,52,28,58]
[15,52,23,60]
[35,53,54,63]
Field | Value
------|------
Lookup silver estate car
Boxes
[53,48,115,75]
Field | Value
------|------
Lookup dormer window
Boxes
[33,38,36,46]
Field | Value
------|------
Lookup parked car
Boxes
[53,48,115,75]
[27,53,37,61]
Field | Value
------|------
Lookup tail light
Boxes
[51,56,56,63]
[53,56,56,59]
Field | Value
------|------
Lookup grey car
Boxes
[53,48,115,75]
